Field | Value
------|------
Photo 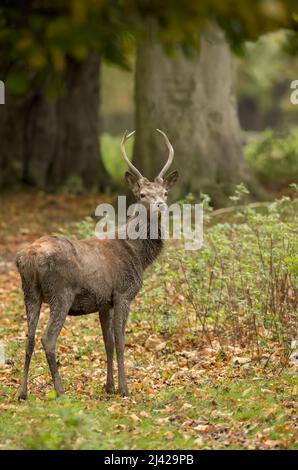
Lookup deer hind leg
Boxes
[18,292,41,400]
[99,308,115,394]
[113,298,130,396]
[42,296,72,396]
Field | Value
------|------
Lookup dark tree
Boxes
[0,54,110,190]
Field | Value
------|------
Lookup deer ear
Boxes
[163,170,179,189]
[125,171,139,190]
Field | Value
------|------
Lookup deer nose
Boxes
[156,201,167,212]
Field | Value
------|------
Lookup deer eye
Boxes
[140,193,146,198]
[164,191,168,196]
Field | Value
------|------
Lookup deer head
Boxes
[120,129,178,213]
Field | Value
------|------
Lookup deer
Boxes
[16,129,178,400]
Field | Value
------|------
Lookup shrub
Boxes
[134,194,298,366]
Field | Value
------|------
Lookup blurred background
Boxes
[0,1,298,206]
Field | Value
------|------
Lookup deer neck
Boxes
[125,213,164,270]
[139,219,164,269]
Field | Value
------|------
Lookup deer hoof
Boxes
[118,387,129,397]
[55,388,64,398]
[105,384,115,394]
[17,389,27,401]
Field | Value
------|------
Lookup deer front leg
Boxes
[113,298,130,396]
[99,308,115,394]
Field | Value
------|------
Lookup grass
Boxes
[101,132,133,183]
[0,371,296,450]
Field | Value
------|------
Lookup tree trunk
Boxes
[0,53,111,191]
[133,23,261,206]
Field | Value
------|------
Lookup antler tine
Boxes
[156,129,174,179]
[120,130,143,179]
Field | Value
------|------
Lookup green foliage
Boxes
[239,32,296,109]
[55,216,94,240]
[1,1,134,95]
[237,30,298,129]
[61,175,85,195]
[134,195,298,361]
[5,71,30,95]
[245,128,298,187]
[23,402,90,450]
[229,182,250,204]
[1,1,298,96]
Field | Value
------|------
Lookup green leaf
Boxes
[46,390,57,400]
[6,71,30,94]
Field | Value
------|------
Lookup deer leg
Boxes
[41,298,71,396]
[113,298,130,396]
[99,308,115,394]
[18,293,41,400]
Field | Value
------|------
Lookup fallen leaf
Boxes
[154,417,169,425]
[181,402,192,410]
[194,437,204,448]
[130,414,141,425]
[194,424,210,432]
[107,404,122,414]
[232,356,251,364]
[145,335,167,352]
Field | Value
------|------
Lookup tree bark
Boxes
[133,23,261,206]
[0,53,111,191]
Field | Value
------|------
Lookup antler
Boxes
[120,130,143,179]
[156,129,174,179]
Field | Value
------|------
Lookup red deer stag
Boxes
[16,129,178,399]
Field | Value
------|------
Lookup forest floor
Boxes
[0,193,297,450]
